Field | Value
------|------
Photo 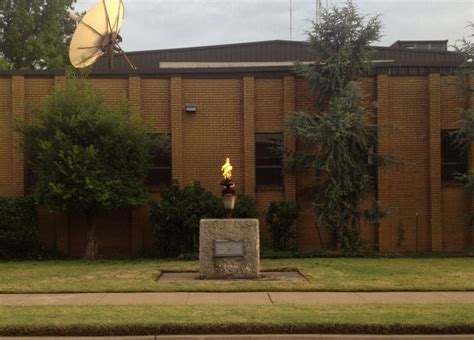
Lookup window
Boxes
[147,134,172,187]
[441,130,468,182]
[256,133,283,188]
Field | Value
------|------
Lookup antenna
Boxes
[289,0,293,40]
[69,0,136,70]
[315,0,320,25]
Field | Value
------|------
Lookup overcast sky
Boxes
[74,0,473,52]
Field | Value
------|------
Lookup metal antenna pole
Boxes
[290,0,292,40]
[315,0,318,25]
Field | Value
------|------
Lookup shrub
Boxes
[266,201,298,251]
[234,194,258,218]
[150,182,225,257]
[0,197,42,259]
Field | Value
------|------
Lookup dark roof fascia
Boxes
[120,41,460,58]
[123,40,308,56]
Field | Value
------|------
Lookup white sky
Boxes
[74,0,474,51]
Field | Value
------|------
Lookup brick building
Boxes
[0,40,472,256]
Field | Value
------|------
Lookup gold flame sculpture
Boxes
[221,158,233,180]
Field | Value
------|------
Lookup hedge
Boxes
[0,197,42,259]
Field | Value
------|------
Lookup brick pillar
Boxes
[243,76,256,197]
[428,74,443,251]
[128,76,141,119]
[128,76,144,255]
[11,76,25,197]
[171,76,184,184]
[284,76,296,201]
[376,74,392,251]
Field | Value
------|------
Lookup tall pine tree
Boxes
[286,1,393,252]
[0,0,76,70]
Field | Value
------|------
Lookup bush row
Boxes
[1,183,299,259]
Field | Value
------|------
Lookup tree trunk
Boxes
[85,212,98,259]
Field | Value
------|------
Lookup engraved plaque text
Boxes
[213,240,245,257]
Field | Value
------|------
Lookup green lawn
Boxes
[0,258,473,293]
[1,304,473,336]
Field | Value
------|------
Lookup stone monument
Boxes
[199,158,260,279]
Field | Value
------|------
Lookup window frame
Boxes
[146,133,172,189]
[441,129,468,183]
[255,133,284,190]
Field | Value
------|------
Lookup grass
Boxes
[1,304,473,336]
[0,258,473,293]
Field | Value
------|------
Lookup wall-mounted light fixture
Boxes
[185,103,197,113]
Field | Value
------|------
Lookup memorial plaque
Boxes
[213,240,245,257]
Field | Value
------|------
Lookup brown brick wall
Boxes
[0,78,12,197]
[141,79,171,133]
[442,186,469,251]
[24,77,55,121]
[89,78,128,109]
[0,73,471,256]
[255,79,284,133]
[181,79,244,196]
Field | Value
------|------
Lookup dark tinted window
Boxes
[441,130,468,182]
[147,134,172,187]
[256,133,283,188]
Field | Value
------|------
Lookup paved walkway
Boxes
[1,291,473,306]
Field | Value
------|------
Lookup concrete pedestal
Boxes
[199,219,260,279]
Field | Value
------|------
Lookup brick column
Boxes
[128,76,144,255]
[11,76,25,197]
[428,74,443,251]
[243,76,256,197]
[284,76,296,201]
[170,76,184,184]
[376,74,392,251]
[128,76,141,119]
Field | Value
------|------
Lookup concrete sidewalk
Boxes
[1,291,473,306]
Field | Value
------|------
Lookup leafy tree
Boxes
[0,0,76,69]
[18,77,162,258]
[286,1,393,251]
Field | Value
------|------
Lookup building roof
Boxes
[90,39,463,75]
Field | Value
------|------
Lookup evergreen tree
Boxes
[18,77,164,258]
[286,1,392,252]
[452,24,474,190]
[0,0,76,70]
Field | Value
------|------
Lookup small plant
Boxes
[150,182,225,257]
[266,201,298,251]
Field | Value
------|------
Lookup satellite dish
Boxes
[69,0,136,70]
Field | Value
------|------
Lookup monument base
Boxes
[199,219,260,279]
